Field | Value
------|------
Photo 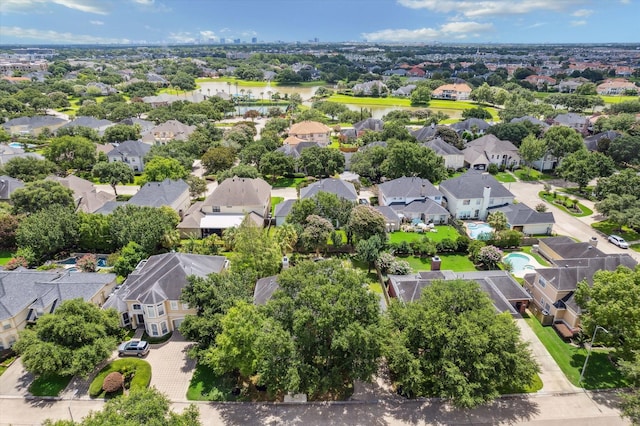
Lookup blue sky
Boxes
[0,0,638,45]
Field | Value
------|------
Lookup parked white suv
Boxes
[608,235,629,249]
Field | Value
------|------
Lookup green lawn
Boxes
[500,373,543,394]
[29,374,72,397]
[539,192,593,217]
[89,358,152,398]
[520,246,550,267]
[592,220,640,242]
[388,226,460,244]
[271,176,305,188]
[0,251,13,266]
[0,355,17,377]
[401,253,476,272]
[271,197,284,215]
[523,314,628,389]
[514,168,555,181]
[196,77,326,88]
[494,172,517,183]
[368,281,384,294]
[187,363,243,401]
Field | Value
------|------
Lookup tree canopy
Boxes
[92,161,134,196]
[11,180,75,215]
[44,136,97,171]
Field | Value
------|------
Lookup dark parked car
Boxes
[118,340,150,357]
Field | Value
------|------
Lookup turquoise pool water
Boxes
[504,253,535,274]
[467,223,494,240]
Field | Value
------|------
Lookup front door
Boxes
[136,314,145,325]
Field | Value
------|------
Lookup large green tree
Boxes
[349,145,388,183]
[385,280,539,408]
[201,146,236,175]
[259,151,295,181]
[382,141,447,182]
[3,157,58,182]
[14,299,122,377]
[298,146,345,178]
[347,205,386,243]
[15,205,79,260]
[92,161,134,196]
[44,136,96,171]
[229,216,282,280]
[542,126,584,164]
[103,124,141,143]
[11,180,75,215]
[140,157,188,184]
[556,150,615,191]
[109,205,180,253]
[518,134,547,174]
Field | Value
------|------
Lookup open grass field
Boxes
[523,313,628,389]
[388,226,460,244]
[271,176,305,188]
[534,92,637,105]
[401,253,476,272]
[514,168,555,181]
[592,220,640,242]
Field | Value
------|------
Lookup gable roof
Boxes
[105,253,228,307]
[107,140,152,158]
[273,199,296,218]
[451,118,491,132]
[511,116,550,128]
[128,178,188,209]
[300,178,358,201]
[493,203,555,226]
[276,141,320,158]
[584,130,621,151]
[3,115,67,130]
[288,121,331,136]
[554,113,588,126]
[378,176,442,200]
[439,170,514,200]
[422,137,463,156]
[353,118,384,133]
[254,275,280,305]
[58,116,114,132]
[203,176,271,209]
[411,125,438,141]
[0,175,24,200]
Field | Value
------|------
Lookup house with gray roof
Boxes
[103,253,228,336]
[378,177,449,224]
[0,144,44,166]
[107,140,152,172]
[438,170,515,220]
[0,269,116,350]
[524,239,636,337]
[141,120,196,145]
[2,115,68,137]
[129,178,190,215]
[552,113,589,133]
[276,141,321,160]
[422,137,464,169]
[274,199,296,226]
[0,175,24,202]
[119,118,156,136]
[392,84,416,97]
[300,178,358,202]
[510,116,550,129]
[47,174,116,214]
[58,116,114,136]
[254,276,280,305]
[388,270,531,317]
[411,124,438,142]
[451,118,491,136]
[584,130,621,152]
[178,176,271,237]
[492,203,554,235]
[373,206,401,232]
[462,134,521,170]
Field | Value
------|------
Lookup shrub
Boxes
[375,252,395,274]
[487,163,499,175]
[478,245,503,269]
[77,254,97,272]
[89,359,151,398]
[436,238,458,253]
[410,237,437,257]
[4,257,27,271]
[468,240,486,263]
[455,235,471,253]
[388,259,411,275]
[535,203,548,213]
[102,372,124,393]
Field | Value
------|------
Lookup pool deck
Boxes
[504,252,546,278]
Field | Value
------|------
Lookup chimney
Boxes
[431,256,441,271]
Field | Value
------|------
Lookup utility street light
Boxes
[579,325,609,384]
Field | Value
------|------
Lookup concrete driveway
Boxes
[146,333,196,402]
[0,358,33,397]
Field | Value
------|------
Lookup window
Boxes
[463,200,470,206]
[2,322,10,330]
[170,301,178,310]
[122,313,130,326]
[212,206,221,212]
[146,305,156,318]
[182,303,189,310]
[476,199,481,205]
[133,304,141,310]
[161,322,168,335]
[539,277,546,288]
[151,323,159,336]
[157,303,165,316]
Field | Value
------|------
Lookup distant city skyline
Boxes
[0,0,638,45]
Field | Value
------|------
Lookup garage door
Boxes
[173,318,184,330]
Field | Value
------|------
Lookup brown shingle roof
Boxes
[289,121,331,136]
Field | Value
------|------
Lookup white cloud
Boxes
[200,30,216,38]
[397,0,587,18]
[524,22,546,29]
[572,8,593,17]
[133,0,154,4]
[362,21,493,42]
[570,20,587,26]
[620,0,630,4]
[241,30,257,37]
[0,26,129,43]
[90,20,104,25]
[0,0,108,14]
[168,32,196,43]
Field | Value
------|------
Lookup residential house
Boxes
[558,78,589,93]
[422,137,465,170]
[412,125,439,142]
[107,140,152,172]
[584,130,621,151]
[0,144,43,166]
[103,253,228,336]
[524,236,636,336]
[406,67,426,78]
[0,175,24,202]
[0,270,117,350]
[300,178,358,202]
[384,69,407,77]
[276,141,322,162]
[492,203,554,235]
[438,170,515,220]
[392,84,416,97]
[451,118,491,136]
[552,113,589,133]
[273,199,296,226]
[431,83,472,100]
[47,174,116,214]
[57,116,115,136]
[462,134,521,170]
[352,80,387,96]
[596,79,639,95]
[524,75,557,89]
[141,120,196,145]
[129,179,190,216]
[254,275,280,305]
[510,116,550,129]
[120,118,156,137]
[285,121,331,146]
[378,176,449,224]
[2,115,68,137]
[178,176,271,237]
[373,206,402,232]
[388,270,531,316]
[86,82,117,96]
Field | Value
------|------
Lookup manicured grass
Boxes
[388,226,460,244]
[89,358,152,398]
[523,314,628,389]
[401,253,476,272]
[500,373,543,394]
[520,246,550,267]
[493,172,517,183]
[599,95,638,104]
[368,281,384,294]
[271,176,306,188]
[0,251,13,266]
[196,77,326,88]
[271,197,284,215]
[592,220,640,242]
[539,192,593,217]
[187,363,242,401]
[328,94,411,107]
[514,168,555,181]
[0,355,17,376]
[29,374,72,397]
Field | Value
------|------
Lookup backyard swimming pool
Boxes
[503,253,536,275]
[8,142,36,149]
[467,222,494,240]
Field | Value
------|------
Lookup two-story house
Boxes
[284,121,332,147]
[103,253,228,336]
[462,134,521,170]
[431,83,472,100]
[422,138,465,170]
[0,270,117,350]
[141,120,196,145]
[107,140,152,172]
[438,171,515,220]
[300,178,358,202]
[378,176,449,224]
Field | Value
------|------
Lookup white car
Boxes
[608,235,629,249]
